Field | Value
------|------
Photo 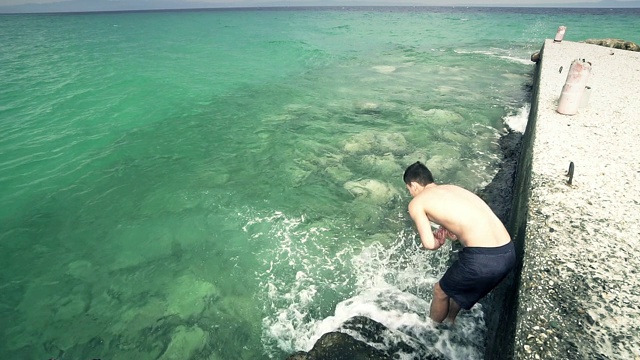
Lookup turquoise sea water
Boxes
[1,7,639,359]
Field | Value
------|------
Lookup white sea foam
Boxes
[454,49,533,65]
[496,55,533,65]
[249,210,486,359]
[372,65,397,74]
[504,103,531,133]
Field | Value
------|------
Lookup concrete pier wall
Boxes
[482,40,542,360]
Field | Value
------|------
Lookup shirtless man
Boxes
[403,161,515,324]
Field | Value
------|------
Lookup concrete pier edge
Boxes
[481,40,542,360]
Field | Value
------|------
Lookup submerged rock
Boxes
[66,260,95,281]
[348,202,386,231]
[158,325,207,360]
[376,132,408,155]
[343,132,375,154]
[354,101,382,114]
[425,154,458,173]
[343,131,407,155]
[165,275,219,319]
[372,65,397,74]
[344,179,399,205]
[361,154,402,177]
[408,107,465,125]
[325,163,353,183]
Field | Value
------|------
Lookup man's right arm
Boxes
[408,200,442,251]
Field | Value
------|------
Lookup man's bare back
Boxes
[408,183,511,249]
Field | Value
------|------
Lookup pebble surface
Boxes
[514,40,640,359]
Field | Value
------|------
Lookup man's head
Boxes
[403,161,434,196]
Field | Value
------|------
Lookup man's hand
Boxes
[444,228,458,241]
[433,227,447,245]
[433,227,458,245]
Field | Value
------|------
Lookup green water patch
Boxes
[4,250,264,359]
[0,8,558,359]
[0,65,513,359]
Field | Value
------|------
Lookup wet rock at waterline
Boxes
[286,332,391,360]
[478,130,523,224]
[285,316,446,360]
[583,38,640,52]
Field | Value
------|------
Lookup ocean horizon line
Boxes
[2,4,639,16]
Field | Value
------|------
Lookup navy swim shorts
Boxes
[439,241,516,310]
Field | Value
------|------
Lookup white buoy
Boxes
[557,59,592,115]
[554,26,566,43]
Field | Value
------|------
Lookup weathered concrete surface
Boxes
[513,40,640,359]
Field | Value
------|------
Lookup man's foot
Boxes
[432,319,452,331]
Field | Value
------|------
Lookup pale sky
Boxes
[0,0,638,13]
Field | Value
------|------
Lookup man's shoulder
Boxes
[423,183,459,196]
[414,186,443,204]
[435,184,476,198]
[437,183,465,191]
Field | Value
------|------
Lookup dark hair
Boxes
[403,161,434,186]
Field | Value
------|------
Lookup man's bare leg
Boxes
[429,282,449,323]
[446,298,461,324]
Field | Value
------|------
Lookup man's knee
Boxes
[433,282,449,301]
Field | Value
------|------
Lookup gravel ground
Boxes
[514,40,640,359]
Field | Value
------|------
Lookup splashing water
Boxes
[248,210,486,359]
